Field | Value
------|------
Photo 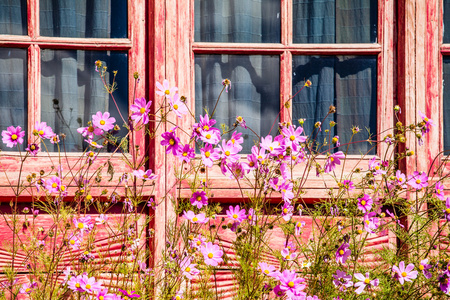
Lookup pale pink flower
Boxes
[92,111,116,131]
[156,79,178,98]
[200,242,223,266]
[392,261,418,285]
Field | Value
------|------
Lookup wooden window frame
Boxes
[0,0,148,198]
[181,0,396,202]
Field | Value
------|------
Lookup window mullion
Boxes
[27,44,41,141]
[281,0,292,46]
[28,0,39,39]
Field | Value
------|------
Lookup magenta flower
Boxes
[199,128,221,145]
[183,210,208,224]
[169,93,188,118]
[335,243,351,264]
[395,170,407,188]
[354,272,378,294]
[193,114,217,137]
[26,143,39,156]
[357,194,373,213]
[368,157,386,176]
[118,289,141,298]
[407,171,428,190]
[341,180,355,191]
[177,144,195,163]
[218,139,240,163]
[363,212,379,233]
[45,176,62,193]
[419,258,432,279]
[200,242,223,266]
[260,135,284,156]
[133,169,157,181]
[226,205,247,224]
[444,197,450,221]
[276,270,307,298]
[156,79,178,98]
[161,127,181,155]
[281,202,294,221]
[333,270,353,292]
[180,256,200,279]
[393,261,418,285]
[190,190,208,209]
[419,111,434,134]
[236,115,247,128]
[2,125,25,148]
[200,144,220,168]
[280,181,295,203]
[436,181,445,200]
[92,111,115,132]
[33,121,54,139]
[130,97,151,124]
[258,262,277,277]
[324,151,345,173]
[281,125,307,151]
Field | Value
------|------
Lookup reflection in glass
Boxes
[41,50,128,152]
[0,0,27,35]
[195,55,279,153]
[292,56,377,155]
[443,57,450,150]
[40,0,127,38]
[0,48,27,151]
[195,0,280,43]
[293,0,377,43]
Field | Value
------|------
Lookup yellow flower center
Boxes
[100,120,106,125]
[183,152,188,157]
[30,145,35,150]
[140,107,146,114]
[197,196,202,201]
[401,272,407,277]
[446,208,450,214]
[192,217,198,222]
[416,179,421,184]
[203,125,209,131]
[196,241,201,246]
[91,141,97,146]
[208,253,213,259]
[176,296,181,300]
[365,220,370,225]
[283,208,288,214]
[357,229,363,234]
[419,265,424,270]
[75,283,80,288]
[99,297,104,300]
[86,195,92,201]
[89,152,94,157]
[399,177,403,182]
[61,186,65,191]
[11,134,18,140]
[86,284,91,289]
[288,281,295,288]
[169,139,175,145]
[25,288,31,292]
[225,151,230,156]
[332,137,338,143]
[232,214,238,219]
[248,215,252,220]
[290,135,295,141]
[424,117,429,122]
[437,189,441,194]
[361,200,366,205]
[88,126,95,132]
[38,130,44,135]
[173,104,179,110]
[330,157,334,162]
[286,255,290,259]
[264,269,269,274]
[70,239,76,245]
[364,278,370,284]
[52,183,58,188]
[204,151,211,158]
[206,134,211,139]
[375,166,380,170]
[165,89,170,95]
[339,250,344,255]
[78,223,84,229]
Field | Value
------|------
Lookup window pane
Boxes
[40,0,127,38]
[293,0,377,43]
[292,55,377,155]
[0,48,27,151]
[195,54,280,152]
[443,57,450,150]
[41,50,128,152]
[195,0,280,43]
[0,0,27,35]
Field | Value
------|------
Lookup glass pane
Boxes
[443,57,450,150]
[195,54,280,153]
[292,55,377,155]
[40,0,127,38]
[195,0,280,43]
[0,48,27,151]
[41,50,128,152]
[0,0,27,35]
[293,0,377,43]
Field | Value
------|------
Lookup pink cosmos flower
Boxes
[282,125,307,151]
[357,194,373,213]
[193,114,217,137]
[84,139,103,149]
[228,131,244,151]
[33,121,54,139]
[130,97,151,124]
[368,157,386,176]
[260,135,284,156]
[190,234,206,249]
[133,169,157,181]
[226,205,247,225]
[419,111,434,134]
[444,197,450,221]
[95,214,108,225]
[200,242,223,266]
[67,234,82,250]
[218,140,240,163]
[341,180,355,191]
[199,128,221,145]
[118,289,141,298]
[236,115,247,128]
[156,79,178,98]
[395,170,407,188]
[190,190,208,209]
[419,258,432,279]
[26,143,39,156]
[295,221,306,236]
[177,144,195,163]
[183,210,208,224]
[169,93,188,118]
[258,262,277,277]
[247,208,257,225]
[436,181,445,200]
[49,134,60,144]
[79,274,103,293]
[45,176,62,193]
[2,125,25,148]
[180,256,200,279]
[161,127,181,155]
[67,274,84,292]
[200,144,220,168]
[333,270,353,292]
[392,261,418,285]
[407,171,428,190]
[363,211,379,233]
[19,282,37,294]
[281,202,294,221]
[276,270,307,298]
[354,272,379,294]
[335,243,351,264]
[73,216,93,234]
[280,181,295,203]
[77,125,103,139]
[324,151,345,173]
[281,247,298,261]
[92,111,116,131]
